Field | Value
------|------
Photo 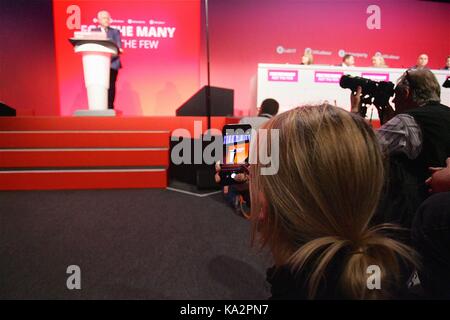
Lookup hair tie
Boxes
[350,248,366,255]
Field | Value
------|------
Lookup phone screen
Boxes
[220,124,252,186]
[223,124,252,165]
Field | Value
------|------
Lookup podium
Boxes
[69,37,119,116]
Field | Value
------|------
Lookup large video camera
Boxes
[340,75,395,118]
[443,77,450,88]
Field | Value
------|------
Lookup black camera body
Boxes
[443,77,450,88]
[340,75,395,117]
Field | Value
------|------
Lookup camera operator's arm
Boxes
[349,86,396,124]
[350,86,362,113]
[373,100,396,125]
[377,114,422,160]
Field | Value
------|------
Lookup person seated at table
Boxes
[371,55,388,68]
[412,54,429,70]
[301,52,314,65]
[341,54,355,67]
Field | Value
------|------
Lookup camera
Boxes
[443,77,450,88]
[340,75,395,117]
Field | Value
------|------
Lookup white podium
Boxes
[69,37,119,116]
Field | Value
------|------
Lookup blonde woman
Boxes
[250,104,418,299]
[372,55,388,68]
[301,52,314,65]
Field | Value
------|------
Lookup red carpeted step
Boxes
[0,131,170,148]
[0,116,178,131]
[0,169,167,190]
[0,116,239,190]
[0,148,169,168]
[0,116,239,134]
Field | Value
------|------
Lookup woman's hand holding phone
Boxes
[215,161,249,186]
[218,123,252,187]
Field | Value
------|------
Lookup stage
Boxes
[0,116,238,190]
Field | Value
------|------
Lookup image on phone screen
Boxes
[219,124,252,186]
[223,124,252,165]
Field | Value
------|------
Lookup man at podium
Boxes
[96,10,123,110]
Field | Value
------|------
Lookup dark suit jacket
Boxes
[93,27,122,70]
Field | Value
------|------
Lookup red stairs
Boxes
[0,116,237,190]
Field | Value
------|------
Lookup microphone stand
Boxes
[204,0,212,131]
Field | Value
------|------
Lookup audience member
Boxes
[239,98,279,129]
[219,98,279,217]
[411,191,450,299]
[411,157,450,298]
[352,69,450,228]
[249,104,418,299]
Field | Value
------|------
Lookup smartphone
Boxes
[219,123,252,186]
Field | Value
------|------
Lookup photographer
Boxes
[350,68,450,228]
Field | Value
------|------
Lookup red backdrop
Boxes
[0,0,59,116]
[53,0,200,116]
[11,0,445,116]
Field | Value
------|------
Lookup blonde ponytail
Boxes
[287,225,418,299]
